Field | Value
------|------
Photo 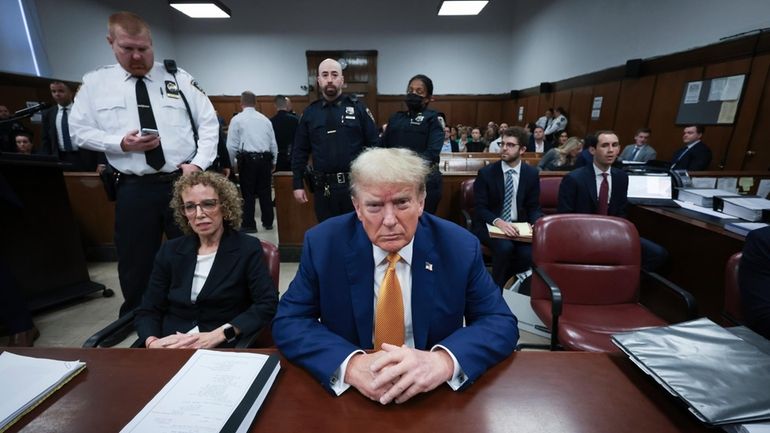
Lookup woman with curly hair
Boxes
[537,136,583,171]
[134,171,278,348]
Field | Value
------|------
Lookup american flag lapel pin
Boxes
[425,262,433,271]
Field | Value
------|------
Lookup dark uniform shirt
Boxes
[271,110,299,172]
[291,94,378,189]
[379,108,444,164]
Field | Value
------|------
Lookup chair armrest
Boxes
[82,311,135,348]
[641,270,698,320]
[461,209,472,231]
[532,265,563,350]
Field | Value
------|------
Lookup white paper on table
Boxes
[756,180,770,199]
[120,350,277,433]
[692,177,716,188]
[675,200,735,218]
[716,177,738,193]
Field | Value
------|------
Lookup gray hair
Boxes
[350,148,428,197]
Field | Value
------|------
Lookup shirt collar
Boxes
[592,163,610,176]
[502,160,521,174]
[121,63,157,82]
[686,140,700,149]
[58,103,73,110]
[373,237,414,268]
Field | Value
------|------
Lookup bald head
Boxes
[317,58,344,101]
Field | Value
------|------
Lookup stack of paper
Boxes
[121,350,280,433]
[487,222,532,241]
[0,352,86,431]
[676,188,738,207]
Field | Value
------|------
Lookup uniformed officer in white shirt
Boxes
[69,12,219,332]
[226,91,278,232]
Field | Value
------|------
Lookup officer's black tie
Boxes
[135,76,165,170]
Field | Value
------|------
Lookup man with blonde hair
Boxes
[274,147,518,404]
[70,11,219,342]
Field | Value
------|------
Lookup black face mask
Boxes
[405,93,425,112]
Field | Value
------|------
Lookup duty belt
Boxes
[315,171,351,184]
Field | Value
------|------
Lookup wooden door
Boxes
[306,50,378,122]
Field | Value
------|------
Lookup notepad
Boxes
[0,352,86,433]
[487,222,532,240]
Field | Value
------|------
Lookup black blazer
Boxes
[557,164,628,217]
[134,229,278,346]
[739,226,770,339]
[670,141,712,171]
[472,160,543,241]
[526,135,553,153]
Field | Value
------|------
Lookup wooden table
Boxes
[4,348,712,433]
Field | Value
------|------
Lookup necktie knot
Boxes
[386,253,401,268]
[601,172,608,180]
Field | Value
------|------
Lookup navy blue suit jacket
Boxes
[670,141,712,171]
[526,135,553,153]
[272,212,518,393]
[134,229,278,346]
[739,226,770,339]
[472,160,543,240]
[557,164,628,217]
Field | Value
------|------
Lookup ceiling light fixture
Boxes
[437,1,489,16]
[169,0,231,18]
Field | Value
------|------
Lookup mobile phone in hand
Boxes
[140,128,159,137]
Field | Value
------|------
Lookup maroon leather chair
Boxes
[723,252,743,326]
[83,239,280,348]
[530,214,696,351]
[459,178,493,261]
[539,176,562,215]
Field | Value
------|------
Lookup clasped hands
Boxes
[345,343,454,405]
[146,330,224,349]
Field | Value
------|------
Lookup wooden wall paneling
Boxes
[568,86,593,139]
[430,100,453,124]
[450,100,477,127]
[377,100,403,126]
[702,58,752,169]
[646,67,704,162]
[477,100,502,126]
[552,90,572,115]
[614,75,656,144]
[588,81,619,132]
[522,95,540,125]
[741,54,770,171]
[537,93,554,120]
[501,99,516,124]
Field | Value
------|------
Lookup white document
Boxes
[685,81,702,104]
[756,179,770,199]
[724,197,770,210]
[723,75,745,101]
[121,350,280,433]
[717,177,739,193]
[675,200,735,218]
[692,177,716,188]
[709,78,727,101]
[0,352,86,431]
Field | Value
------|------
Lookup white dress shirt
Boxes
[330,239,467,395]
[226,107,278,166]
[544,114,567,136]
[69,62,219,175]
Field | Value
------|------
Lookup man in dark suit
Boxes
[739,226,770,339]
[473,126,543,287]
[558,130,667,271]
[41,81,103,171]
[526,125,552,154]
[273,147,518,404]
[670,125,711,171]
[270,95,298,172]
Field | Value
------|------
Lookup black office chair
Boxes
[83,239,279,348]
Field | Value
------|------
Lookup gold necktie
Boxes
[374,253,404,349]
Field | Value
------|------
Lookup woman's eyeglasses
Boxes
[182,199,219,215]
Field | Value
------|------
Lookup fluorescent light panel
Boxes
[438,1,489,16]
[170,2,230,18]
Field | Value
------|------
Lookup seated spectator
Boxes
[0,105,27,153]
[538,136,583,171]
[14,131,34,154]
[487,122,508,153]
[526,126,552,153]
[554,130,568,148]
[619,128,656,162]
[575,134,596,168]
[449,126,458,142]
[441,126,458,153]
[739,226,770,339]
[473,127,542,287]
[457,126,471,152]
[134,171,278,349]
[466,127,486,152]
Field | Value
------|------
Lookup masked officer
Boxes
[291,58,378,222]
[379,74,444,213]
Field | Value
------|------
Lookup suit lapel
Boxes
[174,236,199,300]
[196,230,240,300]
[411,218,436,349]
[491,161,504,210]
[583,166,598,210]
[345,221,376,349]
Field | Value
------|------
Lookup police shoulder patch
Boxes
[191,79,206,94]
